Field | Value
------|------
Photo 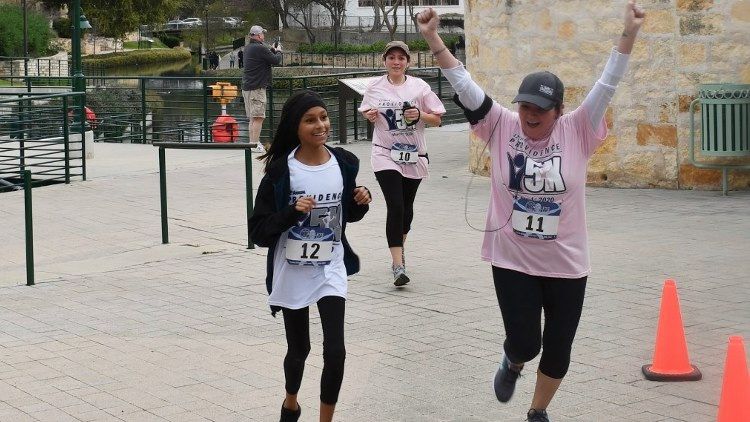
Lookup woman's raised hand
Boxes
[624,0,645,35]
[416,7,440,35]
[618,0,645,53]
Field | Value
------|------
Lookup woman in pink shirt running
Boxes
[417,2,645,421]
[359,41,446,287]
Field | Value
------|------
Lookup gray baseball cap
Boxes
[512,71,564,110]
[382,40,410,60]
[249,25,266,36]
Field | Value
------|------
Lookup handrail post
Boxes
[244,149,254,249]
[202,78,209,142]
[23,170,35,286]
[63,96,71,183]
[141,78,147,144]
[19,97,26,171]
[81,93,87,181]
[159,147,169,243]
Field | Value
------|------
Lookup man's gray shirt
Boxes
[242,39,282,91]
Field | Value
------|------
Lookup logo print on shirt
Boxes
[507,153,566,193]
[381,108,412,131]
[302,205,342,242]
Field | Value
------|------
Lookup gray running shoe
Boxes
[392,264,410,286]
[493,354,523,402]
[526,409,549,422]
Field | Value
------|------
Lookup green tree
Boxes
[0,4,51,56]
[40,0,182,39]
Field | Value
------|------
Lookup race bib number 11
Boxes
[511,198,561,240]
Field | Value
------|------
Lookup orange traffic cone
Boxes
[642,279,702,381]
[717,336,750,422]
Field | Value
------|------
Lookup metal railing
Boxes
[154,142,256,249]
[0,92,87,193]
[1,68,464,147]
[0,56,104,87]
[281,51,438,68]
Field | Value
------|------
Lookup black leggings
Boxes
[492,266,587,379]
[281,296,346,405]
[374,170,422,247]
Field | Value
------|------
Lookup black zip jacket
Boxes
[248,146,369,315]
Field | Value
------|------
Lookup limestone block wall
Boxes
[464,0,750,190]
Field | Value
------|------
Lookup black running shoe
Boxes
[493,354,522,402]
[526,409,549,422]
[279,402,301,422]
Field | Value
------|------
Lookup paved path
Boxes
[1,124,748,421]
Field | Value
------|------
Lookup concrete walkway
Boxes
[0,124,748,421]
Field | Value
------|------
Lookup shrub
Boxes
[0,4,52,56]
[52,17,71,39]
[83,48,192,68]
[155,32,181,48]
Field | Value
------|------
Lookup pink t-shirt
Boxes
[358,75,446,179]
[474,103,606,278]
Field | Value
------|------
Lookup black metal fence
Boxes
[0,92,87,192]
[1,68,463,148]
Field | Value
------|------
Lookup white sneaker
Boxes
[251,143,266,154]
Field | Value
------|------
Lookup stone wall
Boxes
[464,0,750,190]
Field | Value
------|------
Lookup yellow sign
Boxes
[209,82,238,105]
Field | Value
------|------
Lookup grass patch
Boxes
[83,48,192,68]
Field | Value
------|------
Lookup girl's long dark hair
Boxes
[258,90,327,172]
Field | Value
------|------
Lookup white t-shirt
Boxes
[268,149,347,309]
[358,75,446,179]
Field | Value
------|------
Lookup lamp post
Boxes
[70,0,91,125]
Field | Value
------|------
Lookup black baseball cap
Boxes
[512,71,564,110]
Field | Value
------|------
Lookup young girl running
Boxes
[249,90,372,422]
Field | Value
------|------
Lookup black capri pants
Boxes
[374,169,422,247]
[492,266,587,379]
[281,295,346,405]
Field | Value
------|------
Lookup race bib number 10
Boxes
[390,143,419,164]
[286,226,334,265]
[511,198,561,240]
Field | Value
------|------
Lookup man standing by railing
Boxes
[242,25,282,153]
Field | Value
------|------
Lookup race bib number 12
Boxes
[286,226,334,265]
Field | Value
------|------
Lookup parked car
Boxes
[181,17,203,27]
[221,17,240,28]
[164,19,184,30]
